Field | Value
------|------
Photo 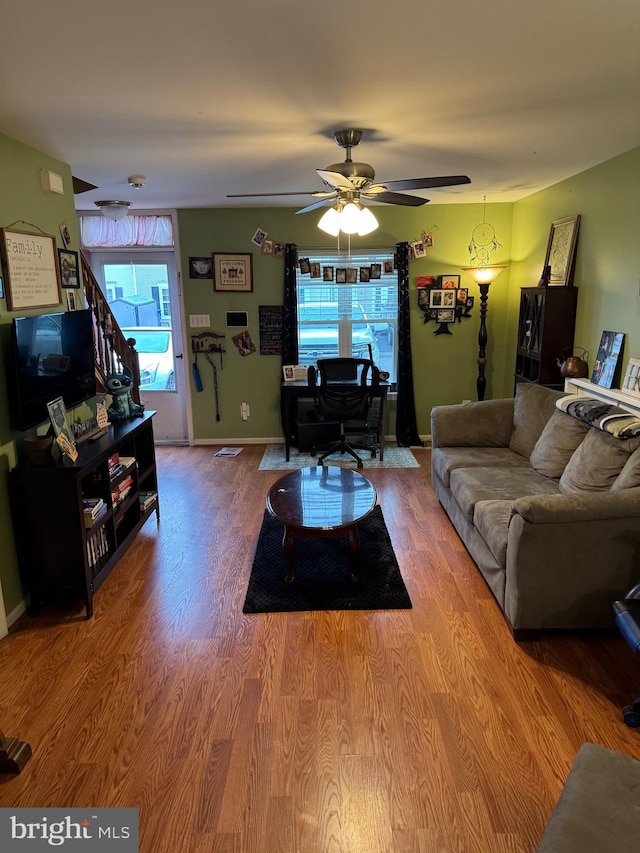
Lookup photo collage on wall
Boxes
[416,274,474,335]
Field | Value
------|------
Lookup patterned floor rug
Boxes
[258,444,420,471]
[243,505,412,613]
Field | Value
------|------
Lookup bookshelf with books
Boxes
[10,412,159,618]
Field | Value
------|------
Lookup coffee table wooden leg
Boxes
[283,526,296,584]
[347,524,360,583]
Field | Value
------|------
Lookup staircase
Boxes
[80,250,141,405]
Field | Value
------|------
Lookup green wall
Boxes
[1,129,638,621]
[178,203,513,441]
[0,133,81,615]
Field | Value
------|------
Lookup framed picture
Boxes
[272,242,285,258]
[622,358,640,396]
[429,288,456,308]
[383,259,395,274]
[213,252,253,292]
[299,257,310,274]
[441,274,460,289]
[421,231,434,249]
[310,262,321,278]
[47,397,76,448]
[591,330,625,389]
[359,267,370,282]
[323,266,334,282]
[251,227,268,247]
[1,228,62,310]
[370,263,381,280]
[436,308,456,323]
[544,215,581,286]
[189,257,213,279]
[336,268,347,283]
[261,239,273,255]
[412,241,426,258]
[282,365,307,382]
[58,248,80,288]
[346,268,357,284]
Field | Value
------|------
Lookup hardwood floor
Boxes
[2,444,640,852]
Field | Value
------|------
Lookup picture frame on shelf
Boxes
[1,228,62,310]
[591,330,625,389]
[58,248,80,288]
[47,397,76,450]
[622,357,640,396]
[543,214,581,286]
[213,252,253,292]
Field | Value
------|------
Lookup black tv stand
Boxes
[10,412,159,618]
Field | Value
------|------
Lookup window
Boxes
[296,249,398,382]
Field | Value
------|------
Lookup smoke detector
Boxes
[128,175,146,189]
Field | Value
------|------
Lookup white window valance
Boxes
[80,215,174,248]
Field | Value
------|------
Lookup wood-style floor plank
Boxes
[2,443,640,852]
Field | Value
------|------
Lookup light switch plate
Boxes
[189,314,210,327]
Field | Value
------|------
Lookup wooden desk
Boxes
[281,380,389,461]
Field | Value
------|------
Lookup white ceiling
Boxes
[1,1,639,213]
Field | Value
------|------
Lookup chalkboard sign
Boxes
[1,228,62,311]
[259,304,283,355]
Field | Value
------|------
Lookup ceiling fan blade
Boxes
[365,191,429,207]
[226,190,329,198]
[376,175,471,192]
[316,169,356,191]
[295,198,336,215]
[72,176,98,194]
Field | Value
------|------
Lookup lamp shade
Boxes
[317,206,341,236]
[356,206,379,236]
[95,200,132,221]
[461,265,507,285]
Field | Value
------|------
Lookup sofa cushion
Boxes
[509,384,565,459]
[611,448,640,491]
[559,428,640,493]
[431,446,530,488]
[529,410,591,479]
[473,500,513,567]
[450,466,560,522]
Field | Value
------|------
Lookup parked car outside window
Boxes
[123,327,175,390]
[297,302,380,365]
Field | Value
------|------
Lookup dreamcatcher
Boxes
[468,196,502,266]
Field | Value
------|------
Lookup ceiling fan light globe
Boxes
[356,206,378,236]
[317,207,341,236]
[340,202,361,234]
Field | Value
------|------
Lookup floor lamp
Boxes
[461,266,507,401]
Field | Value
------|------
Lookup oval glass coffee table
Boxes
[266,466,377,584]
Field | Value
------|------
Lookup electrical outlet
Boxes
[241,402,249,421]
[462,399,471,404]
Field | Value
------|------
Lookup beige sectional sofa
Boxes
[430,383,640,639]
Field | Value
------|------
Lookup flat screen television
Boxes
[8,309,97,431]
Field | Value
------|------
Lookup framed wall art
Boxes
[58,248,80,288]
[591,330,625,389]
[213,252,253,292]
[543,214,581,286]
[1,228,62,310]
[622,357,640,396]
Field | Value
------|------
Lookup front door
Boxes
[92,251,188,443]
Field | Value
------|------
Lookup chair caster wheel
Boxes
[622,705,640,727]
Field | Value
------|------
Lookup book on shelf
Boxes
[119,456,136,470]
[84,505,107,528]
[139,490,158,511]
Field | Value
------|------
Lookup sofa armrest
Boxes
[512,488,640,525]
[431,397,514,448]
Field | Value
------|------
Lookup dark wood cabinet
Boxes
[514,286,578,389]
[10,412,159,618]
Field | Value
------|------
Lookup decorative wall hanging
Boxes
[191,332,226,421]
[417,276,474,335]
[213,252,253,292]
[468,197,502,266]
[232,330,256,357]
[259,305,283,355]
[543,215,581,286]
[1,228,62,310]
[189,257,213,279]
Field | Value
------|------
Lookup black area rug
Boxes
[243,505,412,613]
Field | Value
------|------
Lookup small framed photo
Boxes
[436,308,456,324]
[189,257,213,279]
[310,262,321,278]
[299,257,310,274]
[456,288,469,304]
[47,397,76,449]
[59,220,72,248]
[370,263,381,280]
[261,239,273,255]
[417,289,429,308]
[66,290,77,311]
[282,365,307,382]
[591,330,625,389]
[346,268,357,284]
[441,274,460,289]
[323,266,334,282]
[429,289,455,308]
[383,259,395,274]
[544,214,581,286]
[359,267,370,282]
[213,253,253,292]
[622,358,640,395]
[58,248,80,288]
[421,231,434,249]
[272,242,285,258]
[412,241,426,258]
[336,268,347,283]
[251,227,268,247]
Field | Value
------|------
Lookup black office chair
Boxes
[307,358,380,468]
[613,582,640,727]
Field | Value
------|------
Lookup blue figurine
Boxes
[105,365,145,422]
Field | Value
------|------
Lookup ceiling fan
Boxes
[226,129,471,215]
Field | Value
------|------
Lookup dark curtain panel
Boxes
[280,243,298,442]
[395,242,423,447]
[281,243,298,366]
